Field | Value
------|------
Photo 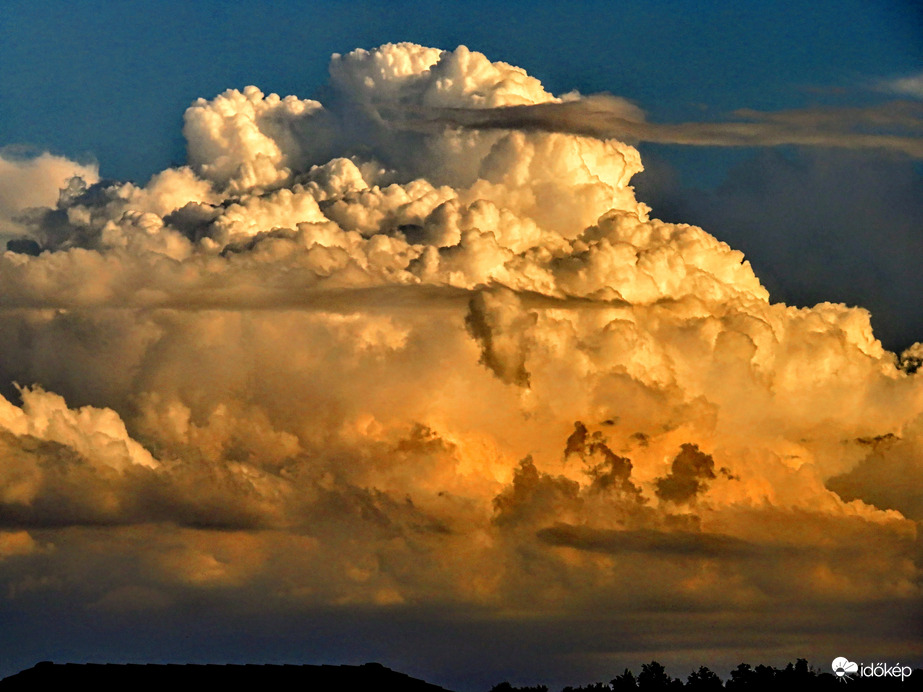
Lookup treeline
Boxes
[490,659,922,691]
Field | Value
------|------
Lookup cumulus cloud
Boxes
[0,42,920,678]
[0,149,99,240]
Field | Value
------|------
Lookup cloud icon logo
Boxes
[832,657,858,679]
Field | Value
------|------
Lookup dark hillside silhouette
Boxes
[0,661,453,692]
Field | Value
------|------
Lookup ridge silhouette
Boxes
[0,661,452,691]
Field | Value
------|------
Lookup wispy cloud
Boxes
[881,71,923,100]
[387,94,923,157]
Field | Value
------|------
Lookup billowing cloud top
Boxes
[0,43,920,675]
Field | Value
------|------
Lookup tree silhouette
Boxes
[637,661,682,691]
[482,658,923,692]
[777,659,811,686]
[488,682,548,692]
[685,666,723,692]
[726,662,753,690]
[610,668,638,691]
[563,683,609,692]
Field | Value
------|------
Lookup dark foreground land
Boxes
[0,659,919,691]
[0,661,449,691]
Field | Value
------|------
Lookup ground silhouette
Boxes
[1,658,919,690]
[494,659,921,691]
[0,661,451,691]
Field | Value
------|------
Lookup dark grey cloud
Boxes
[563,422,642,500]
[389,96,923,158]
[827,434,923,521]
[654,443,717,505]
[1,564,917,692]
[536,523,758,558]
[633,147,923,351]
[465,289,536,387]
